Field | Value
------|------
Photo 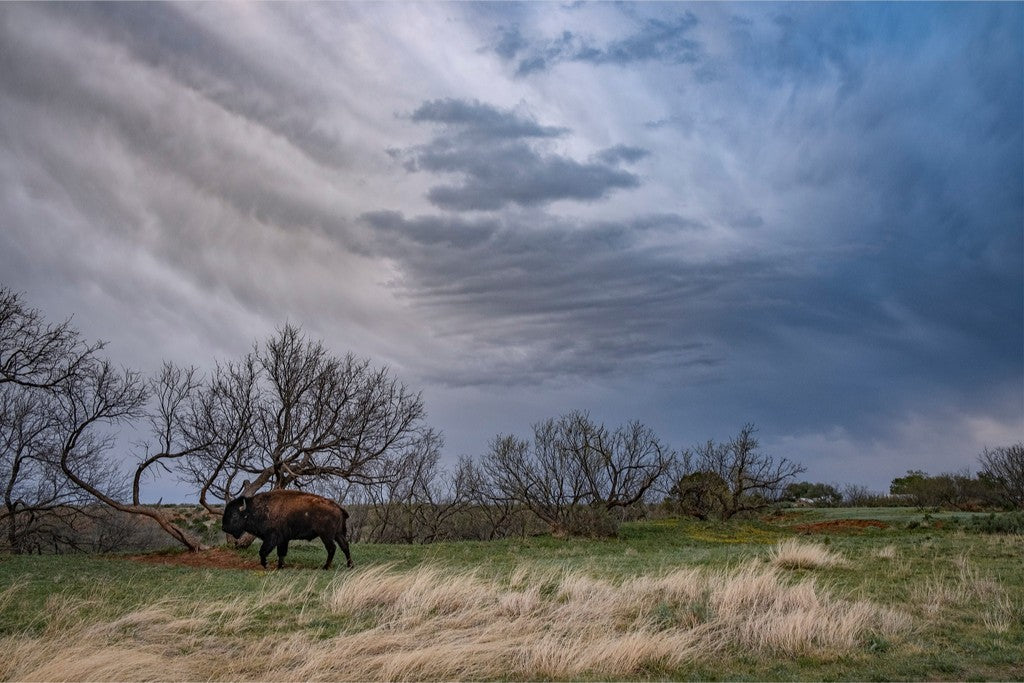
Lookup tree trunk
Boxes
[230,532,257,549]
[60,454,207,552]
[4,504,20,554]
[146,508,207,552]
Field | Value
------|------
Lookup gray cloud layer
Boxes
[398,99,642,211]
[497,12,702,76]
[410,99,568,140]
[0,2,1020,494]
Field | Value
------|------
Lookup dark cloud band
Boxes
[399,99,644,211]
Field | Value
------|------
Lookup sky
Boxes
[1,2,1021,501]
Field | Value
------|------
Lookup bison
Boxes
[221,489,354,570]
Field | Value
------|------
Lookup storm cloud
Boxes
[0,2,1020,498]
[410,98,569,140]
[496,12,703,76]
[397,99,642,210]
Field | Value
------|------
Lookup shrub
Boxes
[667,471,727,520]
[978,443,1024,509]
[963,511,1024,535]
[889,470,1002,510]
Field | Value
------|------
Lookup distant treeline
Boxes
[2,284,1022,554]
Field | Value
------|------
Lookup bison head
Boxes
[221,496,252,539]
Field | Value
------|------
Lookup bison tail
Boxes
[341,507,349,535]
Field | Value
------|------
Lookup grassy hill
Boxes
[1,508,1021,681]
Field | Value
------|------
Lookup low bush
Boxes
[962,511,1024,535]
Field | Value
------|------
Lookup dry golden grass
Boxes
[769,538,847,570]
[1,562,908,682]
[874,544,898,560]
[0,581,24,613]
[912,555,1017,630]
[982,596,1018,633]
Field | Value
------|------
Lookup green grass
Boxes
[786,506,996,524]
[1,509,1022,681]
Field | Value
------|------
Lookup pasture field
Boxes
[0,508,1021,681]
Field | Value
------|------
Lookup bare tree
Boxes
[1,288,438,553]
[459,455,524,540]
[562,413,673,511]
[483,430,583,537]
[0,385,96,553]
[481,412,672,537]
[0,287,103,390]
[404,433,471,543]
[0,287,167,552]
[49,357,213,549]
[841,483,879,507]
[680,424,805,520]
[135,326,433,549]
[979,443,1024,509]
[1,387,54,552]
[176,358,259,514]
[135,364,210,505]
[181,325,428,501]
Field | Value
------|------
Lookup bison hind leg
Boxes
[336,531,354,569]
[276,539,289,569]
[320,535,336,570]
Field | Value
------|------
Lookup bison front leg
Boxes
[320,535,336,570]
[258,538,276,569]
[276,539,289,569]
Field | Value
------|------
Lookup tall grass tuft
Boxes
[912,555,1015,630]
[770,539,847,570]
[874,544,898,560]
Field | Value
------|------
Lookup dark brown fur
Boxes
[222,489,353,570]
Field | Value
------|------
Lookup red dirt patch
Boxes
[793,519,889,534]
[125,548,257,570]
